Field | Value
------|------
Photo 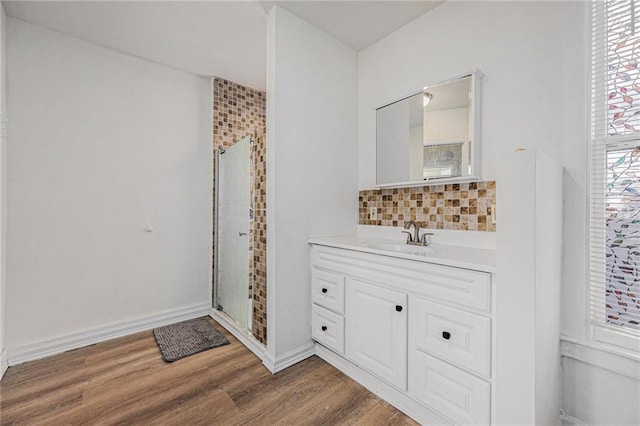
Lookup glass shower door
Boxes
[216,136,251,330]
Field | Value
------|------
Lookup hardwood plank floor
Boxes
[0,318,417,425]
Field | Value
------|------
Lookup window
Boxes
[591,0,640,351]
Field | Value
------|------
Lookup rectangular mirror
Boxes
[375,70,483,187]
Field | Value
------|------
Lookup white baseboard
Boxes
[315,344,451,425]
[208,309,266,363]
[0,348,7,380]
[560,336,640,380]
[210,310,313,376]
[8,302,210,366]
[262,342,316,374]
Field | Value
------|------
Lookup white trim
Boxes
[560,412,588,426]
[208,77,219,316]
[315,344,451,425]
[7,302,210,366]
[373,175,483,189]
[582,0,594,371]
[265,6,278,369]
[208,309,266,363]
[560,335,640,380]
[592,323,640,353]
[0,349,7,380]
[262,341,316,374]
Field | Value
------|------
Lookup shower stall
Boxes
[214,136,252,332]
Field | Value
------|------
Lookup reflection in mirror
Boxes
[423,143,463,179]
[375,71,482,186]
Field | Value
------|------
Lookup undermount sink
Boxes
[361,241,434,254]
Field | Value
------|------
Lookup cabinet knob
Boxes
[321,326,327,331]
[321,288,328,294]
[395,305,403,312]
[442,331,451,340]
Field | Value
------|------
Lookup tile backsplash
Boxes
[359,181,496,232]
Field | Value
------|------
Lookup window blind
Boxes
[590,0,640,349]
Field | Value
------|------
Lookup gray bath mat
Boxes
[153,317,230,362]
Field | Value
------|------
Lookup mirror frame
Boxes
[374,69,484,188]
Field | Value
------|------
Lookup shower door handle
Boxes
[239,232,248,237]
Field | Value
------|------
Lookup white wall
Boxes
[5,19,212,354]
[358,1,637,424]
[265,6,358,368]
[359,1,569,189]
[0,5,7,379]
[561,342,640,425]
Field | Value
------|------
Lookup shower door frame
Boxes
[213,136,253,332]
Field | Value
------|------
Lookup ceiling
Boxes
[3,1,269,89]
[271,1,442,51]
[3,1,443,91]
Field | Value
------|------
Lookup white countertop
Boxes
[308,234,496,273]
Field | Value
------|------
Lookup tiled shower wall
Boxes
[213,77,267,344]
[252,134,267,343]
[359,181,496,232]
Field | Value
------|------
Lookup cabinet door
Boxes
[346,278,407,391]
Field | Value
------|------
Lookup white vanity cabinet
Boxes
[310,243,494,425]
[307,150,562,425]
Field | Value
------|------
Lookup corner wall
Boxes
[0,5,7,379]
[265,6,358,369]
[5,19,212,360]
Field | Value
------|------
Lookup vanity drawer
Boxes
[311,269,345,314]
[312,305,345,354]
[411,296,491,377]
[410,350,490,426]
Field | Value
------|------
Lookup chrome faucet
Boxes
[402,221,434,246]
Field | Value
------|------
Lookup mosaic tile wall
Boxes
[213,77,267,344]
[252,134,267,341]
[359,181,496,232]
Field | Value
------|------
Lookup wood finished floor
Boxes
[0,318,417,425]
